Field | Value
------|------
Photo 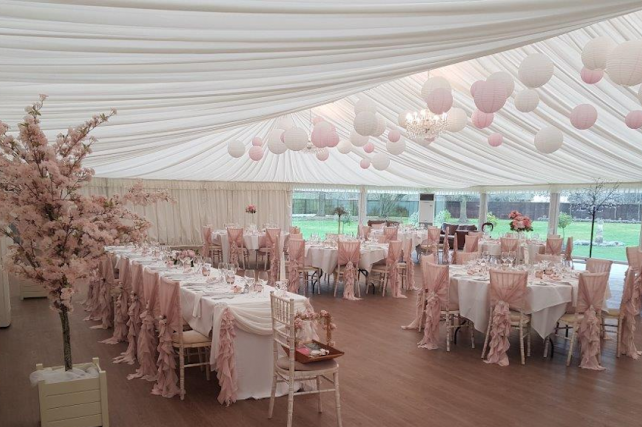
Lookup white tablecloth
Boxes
[304,243,387,274]
[449,265,611,338]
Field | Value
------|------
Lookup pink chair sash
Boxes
[442,234,450,265]
[383,227,398,243]
[386,241,404,298]
[202,225,213,258]
[576,272,608,370]
[216,308,238,405]
[288,239,305,293]
[151,276,181,398]
[227,228,244,266]
[266,228,281,286]
[128,270,159,382]
[427,227,440,251]
[418,262,449,350]
[586,258,612,274]
[626,247,642,270]
[464,234,480,253]
[620,269,642,359]
[500,237,519,254]
[403,238,416,290]
[114,263,144,364]
[338,240,361,300]
[545,237,563,255]
[484,269,527,366]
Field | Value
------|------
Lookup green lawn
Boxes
[291,217,640,262]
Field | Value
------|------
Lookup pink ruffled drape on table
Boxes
[89,256,114,329]
[621,270,642,359]
[387,241,404,298]
[338,240,361,300]
[114,264,144,364]
[288,239,305,293]
[202,225,212,259]
[266,228,281,286]
[227,227,243,266]
[576,272,608,370]
[484,269,528,366]
[417,262,448,349]
[152,277,181,398]
[128,270,159,381]
[216,308,238,406]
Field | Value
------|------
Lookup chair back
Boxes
[586,258,612,275]
[386,241,403,267]
[489,269,528,311]
[500,237,519,253]
[119,259,132,293]
[289,226,300,234]
[577,272,609,313]
[142,270,160,318]
[464,234,480,252]
[270,292,296,364]
[626,246,642,270]
[288,238,305,265]
[359,225,371,239]
[545,237,563,255]
[266,228,281,249]
[383,227,398,243]
[227,227,244,247]
[158,276,181,336]
[535,254,563,264]
[564,237,573,260]
[402,238,414,263]
[427,227,441,245]
[202,225,213,251]
[338,240,360,267]
[289,233,303,240]
[421,259,449,300]
[130,263,144,297]
[371,223,385,230]
[455,252,479,265]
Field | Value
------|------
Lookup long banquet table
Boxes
[108,247,310,404]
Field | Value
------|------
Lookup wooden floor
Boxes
[2,265,642,427]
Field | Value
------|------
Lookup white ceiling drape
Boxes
[1,1,642,188]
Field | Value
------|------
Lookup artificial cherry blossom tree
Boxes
[0,96,172,370]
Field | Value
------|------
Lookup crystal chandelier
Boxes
[404,109,448,140]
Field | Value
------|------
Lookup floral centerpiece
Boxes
[0,95,173,371]
[245,204,257,226]
[294,309,337,347]
[332,206,348,235]
[508,210,533,233]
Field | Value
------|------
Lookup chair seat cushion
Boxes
[173,330,211,345]
[509,311,530,324]
[558,313,583,324]
[276,356,338,372]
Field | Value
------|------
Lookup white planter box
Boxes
[13,274,48,299]
[36,357,109,427]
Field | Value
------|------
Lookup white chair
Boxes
[269,293,343,427]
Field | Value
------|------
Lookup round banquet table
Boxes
[479,239,545,264]
[448,265,611,338]
[304,243,387,275]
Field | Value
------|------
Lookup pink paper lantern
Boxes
[388,129,401,142]
[488,133,503,147]
[251,136,263,146]
[312,117,325,125]
[570,104,598,130]
[316,148,329,161]
[310,128,327,148]
[327,131,340,147]
[470,80,483,97]
[426,88,453,115]
[473,80,507,114]
[580,67,604,84]
[363,142,375,153]
[625,111,642,129]
[471,110,494,129]
[360,158,371,169]
[249,146,264,161]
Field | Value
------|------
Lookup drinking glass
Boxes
[202,263,211,277]
[501,252,508,266]
[245,269,256,281]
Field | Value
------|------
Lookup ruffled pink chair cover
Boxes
[288,238,305,293]
[418,262,449,350]
[101,259,131,344]
[586,258,612,274]
[484,269,528,366]
[427,227,440,251]
[88,255,115,329]
[402,254,438,331]
[620,269,642,359]
[626,247,642,270]
[386,241,404,298]
[442,234,450,265]
[202,225,213,259]
[114,263,144,364]
[500,237,519,254]
[545,237,563,255]
[152,277,181,398]
[451,233,459,265]
[464,234,480,253]
[128,270,159,382]
[359,225,371,239]
[576,272,609,370]
[338,240,361,300]
[227,227,244,266]
[565,237,574,261]
[383,227,398,243]
[266,228,281,286]
[402,238,416,290]
[216,308,238,405]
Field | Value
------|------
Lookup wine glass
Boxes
[507,251,516,267]
[245,269,256,282]
[501,252,508,266]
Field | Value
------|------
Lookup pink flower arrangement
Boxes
[0,96,173,370]
[245,204,257,214]
[178,249,196,260]
[294,309,337,347]
[508,210,533,232]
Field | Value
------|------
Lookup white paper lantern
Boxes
[638,85,642,105]
[350,130,369,147]
[227,140,245,158]
[354,111,378,136]
[518,53,554,88]
[386,139,406,155]
[514,89,540,112]
[371,153,391,171]
[421,76,451,101]
[316,148,330,161]
[388,128,401,142]
[534,127,563,154]
[251,136,263,147]
[337,139,352,154]
[582,36,617,71]
[267,129,287,154]
[283,127,308,151]
[446,108,467,132]
[398,110,412,127]
[354,98,377,114]
[473,80,507,114]
[570,104,598,130]
[249,146,264,161]
[606,41,642,86]
[372,114,386,137]
[487,71,515,96]
[275,115,295,130]
[426,88,453,114]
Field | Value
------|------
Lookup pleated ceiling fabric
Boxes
[1,0,642,188]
